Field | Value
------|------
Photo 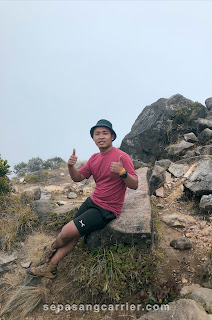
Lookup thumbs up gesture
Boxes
[68,148,78,167]
[110,155,124,175]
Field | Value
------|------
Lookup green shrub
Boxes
[0,156,11,194]
[24,173,40,183]
[59,243,162,303]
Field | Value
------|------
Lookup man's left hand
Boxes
[110,156,124,175]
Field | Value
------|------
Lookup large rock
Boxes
[120,94,206,163]
[166,140,194,159]
[184,132,198,142]
[155,159,171,170]
[32,200,53,223]
[199,194,212,215]
[85,167,153,251]
[190,287,212,309]
[161,213,196,228]
[194,118,212,131]
[137,299,211,320]
[170,237,192,250]
[198,128,212,143]
[23,187,41,200]
[149,165,166,195]
[195,145,212,156]
[206,97,212,110]
[183,158,212,196]
[168,163,189,178]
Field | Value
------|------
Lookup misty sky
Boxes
[1,0,212,175]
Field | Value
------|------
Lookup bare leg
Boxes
[53,220,81,248]
[51,235,80,265]
[51,220,81,265]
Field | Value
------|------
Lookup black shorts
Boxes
[73,197,116,237]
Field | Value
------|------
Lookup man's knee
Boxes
[60,221,81,240]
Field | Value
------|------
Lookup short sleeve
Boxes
[78,159,92,179]
[122,154,138,179]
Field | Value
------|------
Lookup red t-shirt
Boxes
[78,147,138,218]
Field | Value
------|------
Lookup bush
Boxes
[24,173,40,183]
[0,155,11,194]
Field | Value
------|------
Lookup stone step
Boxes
[85,167,153,251]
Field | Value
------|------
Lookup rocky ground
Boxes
[0,164,212,320]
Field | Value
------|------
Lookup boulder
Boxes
[85,167,153,251]
[32,200,53,223]
[180,284,201,296]
[23,187,41,200]
[168,163,189,178]
[198,128,212,143]
[137,299,211,320]
[184,132,198,142]
[170,237,192,250]
[206,97,212,110]
[155,159,172,170]
[149,165,166,195]
[199,194,212,215]
[67,192,78,199]
[195,118,212,131]
[120,94,206,163]
[166,140,194,159]
[183,158,212,196]
[195,145,212,156]
[133,159,149,169]
[161,213,196,228]
[190,287,212,309]
[155,187,164,197]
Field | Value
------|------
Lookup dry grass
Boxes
[21,231,55,265]
[0,286,49,320]
[0,193,39,251]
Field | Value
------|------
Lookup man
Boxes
[27,119,138,279]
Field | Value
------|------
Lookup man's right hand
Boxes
[68,149,78,167]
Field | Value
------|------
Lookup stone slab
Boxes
[85,167,153,250]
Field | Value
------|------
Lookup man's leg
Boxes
[50,221,81,264]
[53,220,81,249]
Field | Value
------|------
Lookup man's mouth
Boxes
[99,141,105,144]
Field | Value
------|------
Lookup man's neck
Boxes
[99,145,113,154]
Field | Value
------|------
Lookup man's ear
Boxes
[111,134,115,141]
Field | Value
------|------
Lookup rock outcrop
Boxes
[120,94,207,163]
[183,158,212,197]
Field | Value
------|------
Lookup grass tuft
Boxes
[0,285,49,320]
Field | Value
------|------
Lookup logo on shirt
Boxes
[79,220,85,228]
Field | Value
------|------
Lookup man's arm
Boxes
[110,155,138,190]
[67,149,86,182]
[121,172,138,190]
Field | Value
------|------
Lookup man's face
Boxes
[93,127,114,150]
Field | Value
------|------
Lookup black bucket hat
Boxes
[90,119,117,141]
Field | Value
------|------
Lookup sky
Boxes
[1,0,212,176]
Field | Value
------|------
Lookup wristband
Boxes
[119,168,126,176]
